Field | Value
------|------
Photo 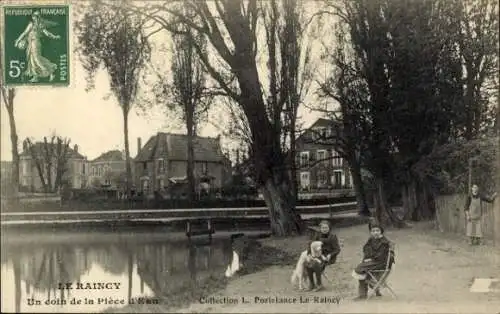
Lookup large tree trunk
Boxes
[186,112,196,202]
[235,58,303,236]
[374,177,403,227]
[289,129,298,203]
[261,176,302,236]
[123,109,132,198]
[5,90,19,206]
[350,163,370,216]
[403,178,418,220]
[464,76,475,140]
[43,138,54,192]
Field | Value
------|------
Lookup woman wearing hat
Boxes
[352,222,393,300]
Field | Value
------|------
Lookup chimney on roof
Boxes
[137,137,142,155]
[74,144,78,153]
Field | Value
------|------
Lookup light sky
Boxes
[0,1,327,162]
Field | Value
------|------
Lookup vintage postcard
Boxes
[1,0,499,313]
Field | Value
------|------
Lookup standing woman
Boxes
[464,184,497,245]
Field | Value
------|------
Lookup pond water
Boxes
[1,230,236,313]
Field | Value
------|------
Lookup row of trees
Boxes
[316,0,498,224]
[73,0,497,234]
[2,0,497,235]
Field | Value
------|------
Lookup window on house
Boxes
[300,151,309,167]
[317,170,327,188]
[201,162,208,175]
[317,150,326,164]
[325,127,332,138]
[332,170,343,188]
[143,162,147,170]
[158,159,165,173]
[82,163,85,175]
[319,127,326,139]
[332,150,342,167]
[142,179,149,192]
[300,171,310,190]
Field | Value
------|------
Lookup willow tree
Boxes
[75,1,151,196]
[130,0,314,235]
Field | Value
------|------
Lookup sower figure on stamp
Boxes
[464,184,497,245]
[14,11,60,82]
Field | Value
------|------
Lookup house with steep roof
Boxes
[19,143,87,191]
[295,118,354,192]
[134,133,231,195]
[88,150,131,189]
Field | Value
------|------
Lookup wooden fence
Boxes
[435,194,499,244]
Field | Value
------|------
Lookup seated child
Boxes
[352,221,393,300]
[310,220,341,266]
[305,220,341,291]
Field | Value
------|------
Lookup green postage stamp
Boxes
[2,5,70,86]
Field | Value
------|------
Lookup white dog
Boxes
[291,241,325,290]
[290,250,309,290]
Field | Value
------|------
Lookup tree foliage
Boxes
[319,0,498,224]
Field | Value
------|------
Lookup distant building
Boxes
[134,133,231,195]
[88,150,131,189]
[295,118,353,192]
[19,143,87,191]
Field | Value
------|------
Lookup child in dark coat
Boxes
[352,222,393,300]
[305,220,341,291]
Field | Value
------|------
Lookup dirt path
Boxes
[176,223,500,313]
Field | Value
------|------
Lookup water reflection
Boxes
[1,233,232,313]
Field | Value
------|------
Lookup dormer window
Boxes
[319,127,326,139]
[311,127,326,141]
[325,127,332,138]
